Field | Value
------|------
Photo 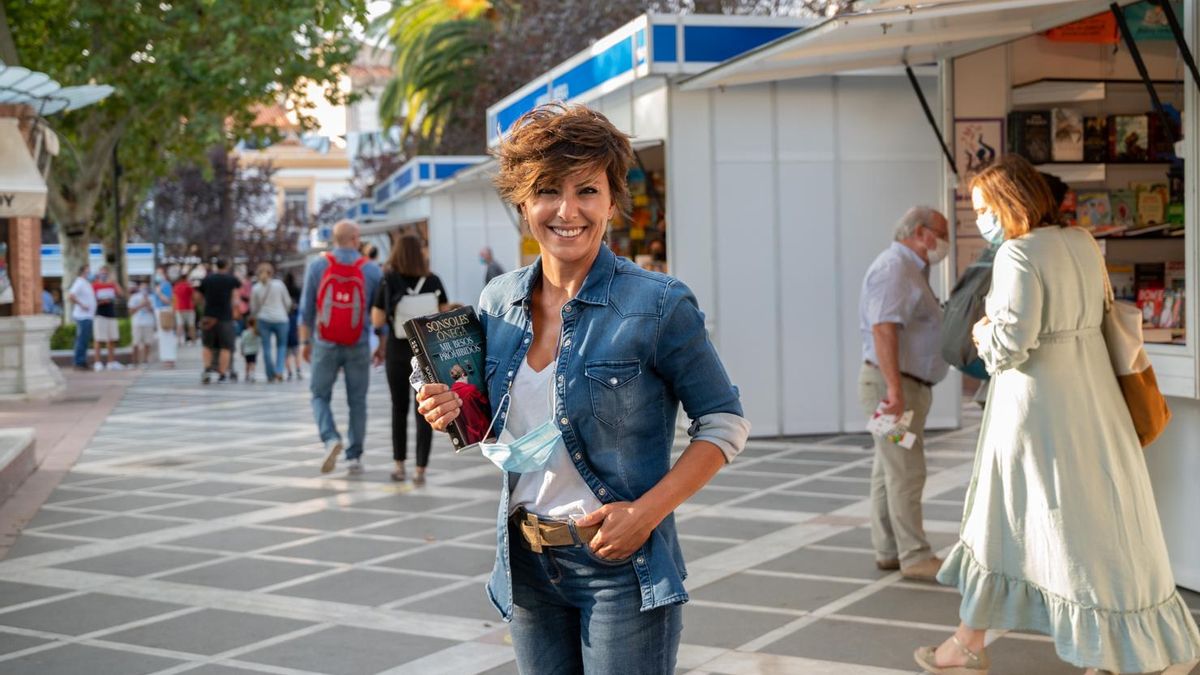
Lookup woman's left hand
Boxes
[972,316,991,347]
[574,501,659,561]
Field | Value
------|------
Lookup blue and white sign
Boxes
[373,155,489,209]
[486,13,808,146]
[40,243,160,278]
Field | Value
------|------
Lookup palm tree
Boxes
[373,0,496,150]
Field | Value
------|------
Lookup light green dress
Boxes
[938,226,1200,672]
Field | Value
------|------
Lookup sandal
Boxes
[914,635,990,674]
[412,468,426,487]
[390,463,406,482]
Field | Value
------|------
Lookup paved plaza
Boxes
[0,346,1197,675]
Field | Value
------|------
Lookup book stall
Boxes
[681,0,1200,590]
[483,12,966,437]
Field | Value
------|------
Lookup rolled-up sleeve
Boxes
[975,242,1043,373]
[655,281,750,461]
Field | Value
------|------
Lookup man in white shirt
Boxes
[67,264,97,371]
[858,206,950,582]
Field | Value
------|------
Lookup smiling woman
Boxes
[416,103,751,674]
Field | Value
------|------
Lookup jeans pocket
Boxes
[585,360,641,427]
[579,543,633,567]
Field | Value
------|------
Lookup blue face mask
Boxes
[977,211,1005,245]
[475,389,562,473]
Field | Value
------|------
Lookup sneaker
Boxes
[346,458,363,475]
[286,371,293,381]
[216,374,228,384]
[245,375,256,383]
[320,439,343,474]
[107,361,125,371]
[901,556,944,582]
[94,362,104,372]
[202,370,213,385]
[296,370,303,381]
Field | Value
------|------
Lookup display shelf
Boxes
[1011,78,1185,107]
[1034,162,1176,184]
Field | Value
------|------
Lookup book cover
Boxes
[1136,190,1166,225]
[1076,191,1111,230]
[1109,114,1149,161]
[403,306,493,451]
[1008,110,1052,164]
[1110,189,1138,228]
[1083,116,1108,162]
[1148,104,1181,161]
[1052,108,1084,161]
[1059,190,1077,227]
[1135,263,1165,326]
[1108,263,1136,302]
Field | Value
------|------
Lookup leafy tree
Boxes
[2,0,368,311]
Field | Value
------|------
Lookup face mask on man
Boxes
[976,211,1005,245]
[926,234,950,265]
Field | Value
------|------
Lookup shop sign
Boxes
[1045,13,1118,44]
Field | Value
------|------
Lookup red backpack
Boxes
[316,253,367,345]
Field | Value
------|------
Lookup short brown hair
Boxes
[493,103,634,218]
[969,155,1060,239]
[386,235,429,277]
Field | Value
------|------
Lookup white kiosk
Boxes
[483,12,959,437]
[682,0,1200,588]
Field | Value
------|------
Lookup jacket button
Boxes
[636,556,645,565]
[573,452,582,460]
[598,488,607,496]
[560,417,568,425]
[507,370,514,377]
[563,339,571,347]
[557,375,564,383]
[609,377,618,386]
[564,305,572,313]
[523,337,530,344]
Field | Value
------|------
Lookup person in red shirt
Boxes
[173,274,196,344]
[91,265,124,370]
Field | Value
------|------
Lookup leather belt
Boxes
[864,360,935,389]
[510,508,600,554]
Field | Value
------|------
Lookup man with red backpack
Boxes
[298,220,383,475]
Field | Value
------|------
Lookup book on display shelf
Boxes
[1052,108,1084,162]
[1135,263,1166,327]
[1076,191,1112,231]
[1110,190,1137,229]
[1108,263,1136,302]
[1109,114,1149,161]
[1008,110,1052,164]
[402,306,493,452]
[1083,116,1108,162]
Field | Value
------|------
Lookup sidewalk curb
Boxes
[0,370,142,559]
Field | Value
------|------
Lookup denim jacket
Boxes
[481,246,745,619]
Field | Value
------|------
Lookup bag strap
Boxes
[1085,231,1115,311]
[409,276,427,295]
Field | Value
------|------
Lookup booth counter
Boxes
[683,0,1200,588]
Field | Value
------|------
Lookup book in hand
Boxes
[402,306,494,452]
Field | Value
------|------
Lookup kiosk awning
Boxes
[0,118,47,218]
[681,0,1140,90]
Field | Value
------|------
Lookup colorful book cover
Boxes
[1108,263,1136,302]
[1052,108,1084,161]
[1136,191,1166,225]
[403,306,493,451]
[1110,190,1138,228]
[1135,263,1166,326]
[1059,190,1077,227]
[1109,114,1149,161]
[1083,116,1108,162]
[1076,191,1111,230]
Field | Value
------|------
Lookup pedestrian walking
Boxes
[284,271,303,381]
[916,156,1200,675]
[857,205,950,582]
[173,272,196,344]
[152,267,177,368]
[91,265,124,371]
[299,220,381,475]
[129,280,157,368]
[479,246,505,284]
[198,259,241,384]
[251,262,292,383]
[417,104,749,674]
[370,235,448,485]
[241,316,260,383]
[67,263,96,371]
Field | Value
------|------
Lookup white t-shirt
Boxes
[68,277,96,320]
[131,290,157,327]
[508,358,604,519]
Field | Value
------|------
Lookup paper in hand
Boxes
[867,403,917,449]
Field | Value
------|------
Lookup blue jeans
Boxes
[309,341,370,459]
[73,318,93,367]
[508,521,682,674]
[258,320,289,379]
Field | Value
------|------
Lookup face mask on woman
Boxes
[976,211,1005,245]
[475,392,561,473]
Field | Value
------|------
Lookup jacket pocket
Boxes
[585,359,641,427]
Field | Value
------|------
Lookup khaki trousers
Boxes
[858,364,934,567]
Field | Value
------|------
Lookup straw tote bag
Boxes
[1089,235,1171,447]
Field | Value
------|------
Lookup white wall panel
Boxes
[666,89,717,318]
[712,85,775,163]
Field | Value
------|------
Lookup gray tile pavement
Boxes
[0,346,1195,674]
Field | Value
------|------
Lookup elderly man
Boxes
[479,246,505,284]
[299,220,382,475]
[858,205,950,582]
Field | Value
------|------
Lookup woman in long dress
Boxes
[915,156,1200,674]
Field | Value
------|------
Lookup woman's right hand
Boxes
[417,383,462,431]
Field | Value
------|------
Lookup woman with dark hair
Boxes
[916,155,1199,675]
[417,103,749,674]
[371,236,448,484]
[283,271,303,381]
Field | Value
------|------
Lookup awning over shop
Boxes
[0,64,114,115]
[681,0,1141,90]
[0,118,46,218]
